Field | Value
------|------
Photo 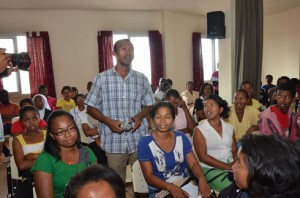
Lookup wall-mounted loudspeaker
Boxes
[207,11,226,39]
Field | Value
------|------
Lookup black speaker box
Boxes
[207,11,226,39]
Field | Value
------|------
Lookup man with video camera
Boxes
[0,48,19,163]
[0,48,19,78]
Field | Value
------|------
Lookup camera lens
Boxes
[11,52,31,71]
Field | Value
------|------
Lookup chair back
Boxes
[132,161,148,193]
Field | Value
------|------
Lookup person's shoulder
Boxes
[131,69,148,80]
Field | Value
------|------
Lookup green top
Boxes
[32,146,97,198]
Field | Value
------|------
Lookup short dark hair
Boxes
[113,39,131,52]
[38,84,47,93]
[186,81,194,86]
[71,87,78,92]
[240,135,300,197]
[44,111,81,160]
[199,83,214,96]
[149,102,176,120]
[277,82,296,97]
[206,94,230,119]
[265,74,273,81]
[73,93,85,103]
[240,80,253,89]
[277,76,290,86]
[19,106,39,121]
[235,89,249,99]
[61,86,72,94]
[19,98,33,108]
[166,79,173,86]
[164,89,180,100]
[64,164,125,198]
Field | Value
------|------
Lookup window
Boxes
[201,38,219,81]
[0,35,30,95]
[113,33,151,83]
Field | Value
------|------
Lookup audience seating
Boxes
[132,161,148,194]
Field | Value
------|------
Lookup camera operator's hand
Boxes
[106,118,124,134]
[0,48,12,73]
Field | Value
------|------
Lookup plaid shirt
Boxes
[85,67,155,153]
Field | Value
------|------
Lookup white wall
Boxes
[262,6,300,82]
[0,9,209,97]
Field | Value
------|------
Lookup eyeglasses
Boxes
[52,126,77,136]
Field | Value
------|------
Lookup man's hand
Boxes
[0,48,11,73]
[106,118,124,133]
[131,117,142,132]
[0,48,18,78]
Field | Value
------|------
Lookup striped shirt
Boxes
[85,67,155,153]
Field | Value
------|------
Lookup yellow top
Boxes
[226,106,259,141]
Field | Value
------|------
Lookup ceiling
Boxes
[0,0,300,16]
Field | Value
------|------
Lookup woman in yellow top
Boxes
[227,89,259,142]
[56,86,76,112]
[13,106,46,198]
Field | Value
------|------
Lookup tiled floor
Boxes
[0,162,135,198]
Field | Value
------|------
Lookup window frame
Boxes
[0,33,30,97]
[113,32,152,82]
[201,36,219,82]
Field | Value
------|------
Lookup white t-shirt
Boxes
[196,119,234,168]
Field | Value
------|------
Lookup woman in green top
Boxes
[32,110,97,198]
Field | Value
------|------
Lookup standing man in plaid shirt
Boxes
[85,39,155,181]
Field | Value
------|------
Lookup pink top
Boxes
[258,105,298,142]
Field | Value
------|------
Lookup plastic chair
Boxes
[79,129,89,144]
[9,136,14,155]
[132,161,148,193]
[125,164,132,183]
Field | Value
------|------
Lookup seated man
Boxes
[258,82,298,142]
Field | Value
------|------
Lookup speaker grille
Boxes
[207,11,226,39]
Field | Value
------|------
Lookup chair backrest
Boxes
[10,157,22,180]
[79,129,89,144]
[11,116,19,124]
[9,136,14,155]
[132,161,148,193]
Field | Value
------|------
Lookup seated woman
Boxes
[138,102,211,198]
[181,81,199,115]
[193,95,238,192]
[64,164,125,198]
[11,98,47,137]
[13,106,46,198]
[32,94,52,121]
[226,89,259,143]
[193,83,214,122]
[32,111,97,198]
[219,134,300,198]
[165,89,196,137]
[70,94,107,165]
[56,86,76,112]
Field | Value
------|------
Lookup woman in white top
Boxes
[193,94,237,193]
[70,94,107,165]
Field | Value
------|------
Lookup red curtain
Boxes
[26,32,56,98]
[149,30,164,88]
[192,32,204,91]
[97,31,113,72]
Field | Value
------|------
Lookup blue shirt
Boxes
[138,131,192,194]
[85,67,155,153]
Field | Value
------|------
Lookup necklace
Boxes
[61,152,75,165]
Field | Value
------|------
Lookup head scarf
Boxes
[32,94,51,110]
